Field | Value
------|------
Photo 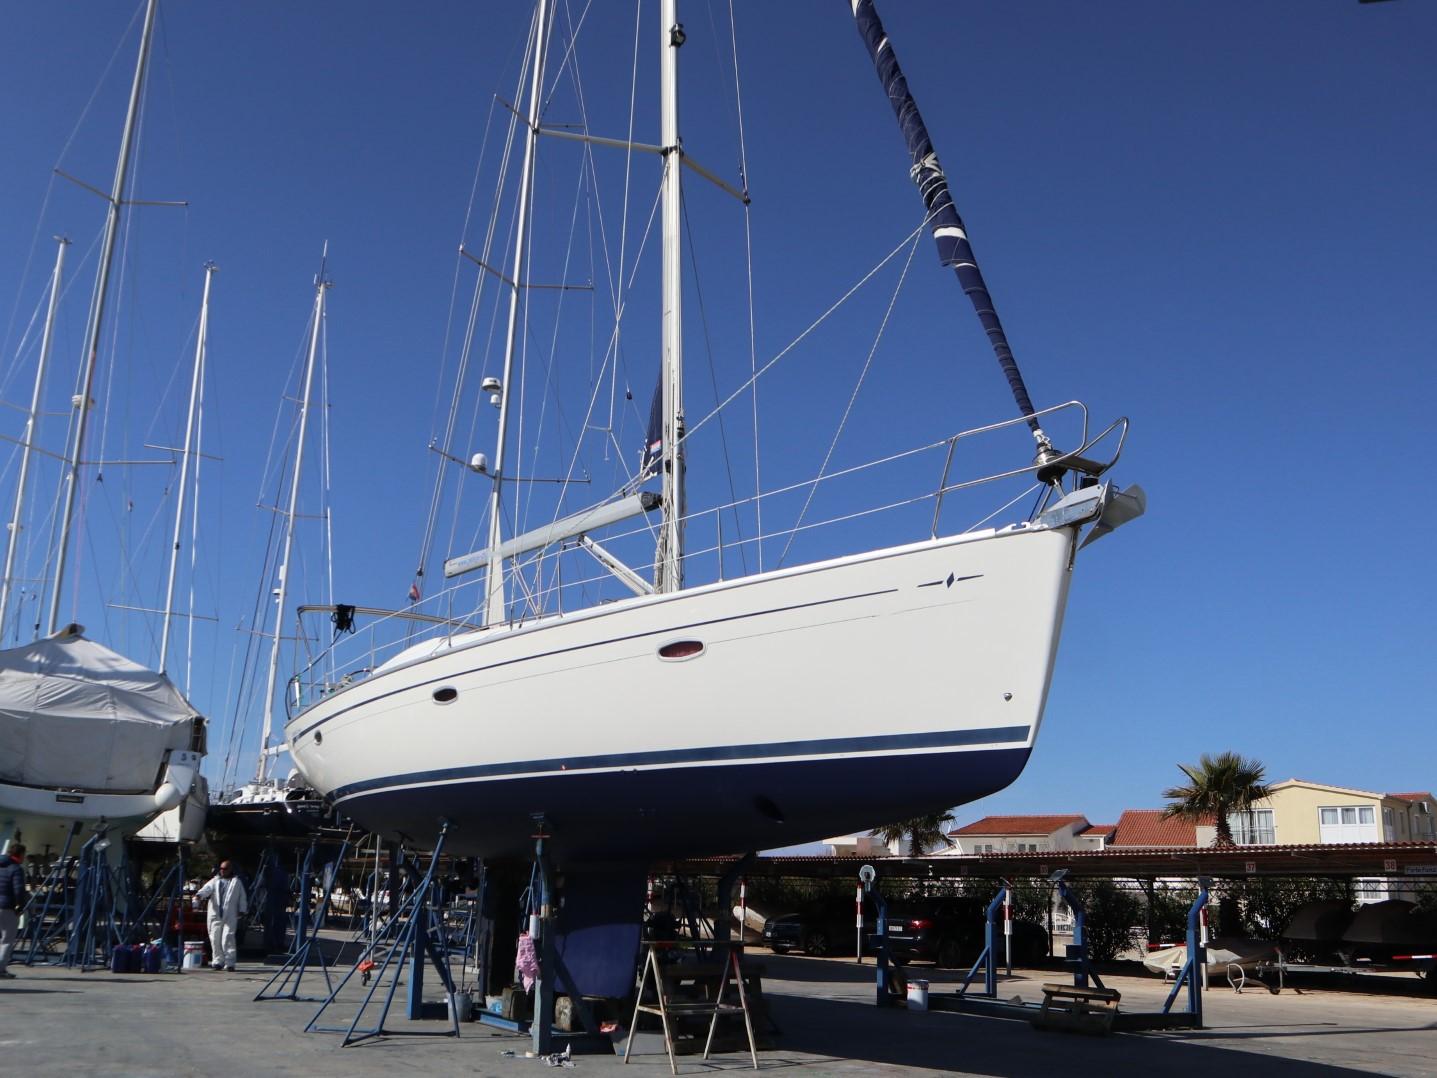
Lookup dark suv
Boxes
[761,909,857,957]
[869,898,1050,969]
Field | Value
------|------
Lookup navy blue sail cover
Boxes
[640,379,663,476]
[851,0,1041,433]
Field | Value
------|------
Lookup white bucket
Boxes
[182,940,206,970]
[906,978,930,1011]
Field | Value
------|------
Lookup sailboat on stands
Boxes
[0,0,204,859]
[284,0,1143,868]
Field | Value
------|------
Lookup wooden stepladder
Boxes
[623,943,759,1074]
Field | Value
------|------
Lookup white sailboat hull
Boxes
[286,521,1081,863]
[0,750,203,855]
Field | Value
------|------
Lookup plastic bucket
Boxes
[448,991,474,1023]
[182,940,206,970]
[906,978,930,1011]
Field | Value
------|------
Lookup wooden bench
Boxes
[1031,982,1123,1035]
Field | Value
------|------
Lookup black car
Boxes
[762,909,857,957]
[869,900,1050,969]
[870,907,963,966]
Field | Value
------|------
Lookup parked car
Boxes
[868,898,1050,969]
[762,907,857,956]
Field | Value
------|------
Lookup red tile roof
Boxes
[1109,809,1210,848]
[1387,791,1436,803]
[952,814,1088,837]
[1081,823,1117,837]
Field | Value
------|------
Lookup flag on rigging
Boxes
[408,582,421,603]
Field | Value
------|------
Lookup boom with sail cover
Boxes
[850,0,1048,449]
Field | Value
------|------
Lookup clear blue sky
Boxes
[1,1,1433,818]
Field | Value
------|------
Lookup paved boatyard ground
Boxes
[2,951,1433,1077]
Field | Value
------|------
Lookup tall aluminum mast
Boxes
[47,0,158,635]
[654,0,686,593]
[1,236,69,638]
[482,0,552,628]
[159,262,214,674]
[256,261,328,782]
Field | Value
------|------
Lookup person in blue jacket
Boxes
[0,843,27,979]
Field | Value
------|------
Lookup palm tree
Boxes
[1162,752,1273,846]
[870,811,956,856]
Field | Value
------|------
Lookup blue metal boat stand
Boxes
[254,834,352,1002]
[304,821,460,1046]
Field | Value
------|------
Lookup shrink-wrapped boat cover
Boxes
[0,628,199,793]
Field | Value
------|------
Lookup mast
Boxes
[47,0,158,635]
[1,236,69,638]
[159,262,214,674]
[256,260,328,783]
[482,0,551,628]
[654,0,686,593]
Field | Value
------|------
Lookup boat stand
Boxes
[958,881,1011,998]
[241,846,277,943]
[623,942,759,1074]
[932,874,1210,1033]
[255,834,351,1002]
[19,821,82,965]
[121,844,188,970]
[861,871,898,1007]
[304,823,459,1046]
[475,820,615,1057]
[63,826,122,970]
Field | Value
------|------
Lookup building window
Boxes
[1383,807,1395,842]
[1228,809,1275,845]
[1318,805,1378,844]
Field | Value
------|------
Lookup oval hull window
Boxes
[313,731,323,746]
[432,686,458,704]
[658,640,705,661]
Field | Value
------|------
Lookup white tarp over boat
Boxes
[0,627,199,793]
[1143,936,1277,975]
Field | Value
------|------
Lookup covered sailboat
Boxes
[283,0,1143,866]
[0,626,203,854]
[0,0,207,855]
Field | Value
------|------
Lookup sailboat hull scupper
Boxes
[286,520,1079,863]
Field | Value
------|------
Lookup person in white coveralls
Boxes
[195,860,247,971]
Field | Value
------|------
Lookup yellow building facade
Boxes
[1233,780,1436,846]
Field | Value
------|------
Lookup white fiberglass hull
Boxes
[0,750,203,856]
[287,523,1079,863]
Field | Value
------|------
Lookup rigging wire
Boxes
[723,0,762,574]
[414,50,520,605]
[0,3,143,373]
[680,195,749,577]
[433,24,537,609]
[680,213,937,448]
[776,222,925,569]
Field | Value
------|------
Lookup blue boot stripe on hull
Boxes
[331,724,1030,802]
[336,745,1036,863]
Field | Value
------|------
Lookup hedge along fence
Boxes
[687,871,1396,964]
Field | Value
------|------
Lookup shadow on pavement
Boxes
[764,991,1383,1076]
